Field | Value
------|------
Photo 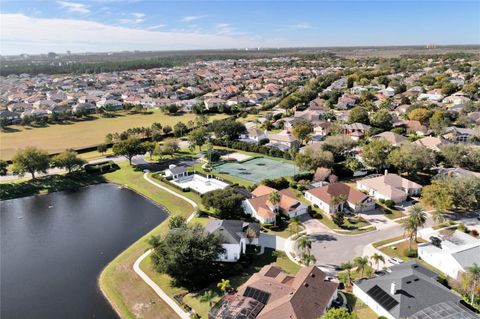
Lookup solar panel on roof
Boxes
[366,285,399,311]
[243,287,271,304]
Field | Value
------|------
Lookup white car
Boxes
[389,257,403,265]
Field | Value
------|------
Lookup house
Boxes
[356,173,422,203]
[164,165,187,179]
[373,132,408,146]
[205,220,260,262]
[305,183,375,215]
[240,126,268,144]
[243,185,308,224]
[267,130,300,151]
[433,167,480,178]
[311,121,332,140]
[204,98,226,110]
[97,99,123,110]
[343,123,372,141]
[209,265,338,319]
[0,109,21,124]
[72,102,97,114]
[353,261,477,319]
[442,126,475,143]
[309,97,325,110]
[418,230,480,279]
[413,136,449,152]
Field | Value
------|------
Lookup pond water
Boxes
[1,183,168,319]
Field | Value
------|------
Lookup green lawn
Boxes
[1,111,227,159]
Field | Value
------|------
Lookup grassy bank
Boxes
[98,162,196,319]
[0,111,227,159]
[0,172,107,200]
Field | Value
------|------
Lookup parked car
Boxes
[389,257,403,264]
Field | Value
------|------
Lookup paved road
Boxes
[295,213,435,269]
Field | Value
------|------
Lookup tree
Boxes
[465,263,480,305]
[168,215,187,229]
[441,82,458,96]
[296,235,312,254]
[0,160,8,176]
[340,261,354,287]
[51,150,86,173]
[301,253,317,266]
[112,138,145,165]
[439,144,480,171]
[188,127,208,151]
[403,205,427,251]
[408,108,432,124]
[354,256,370,276]
[97,143,108,155]
[345,157,362,173]
[200,290,216,307]
[370,109,393,130]
[421,180,454,212]
[332,211,345,227]
[150,225,225,290]
[387,143,436,175]
[268,191,281,212]
[348,106,369,124]
[162,125,172,134]
[202,188,245,219]
[321,307,356,319]
[370,253,385,271]
[403,218,417,251]
[292,119,313,144]
[288,217,301,236]
[209,119,246,141]
[156,141,179,158]
[361,139,393,172]
[295,148,334,171]
[217,279,231,294]
[173,121,188,137]
[142,141,156,159]
[11,147,50,179]
[322,135,356,161]
[429,110,451,135]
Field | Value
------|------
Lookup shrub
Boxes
[403,248,418,258]
[471,229,479,237]
[458,223,468,233]
[293,172,314,182]
[385,200,395,208]
[379,198,385,204]
[262,177,290,189]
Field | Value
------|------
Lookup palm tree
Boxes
[432,208,445,225]
[301,253,317,266]
[289,217,301,236]
[296,235,312,254]
[268,191,281,212]
[354,256,370,276]
[341,261,353,287]
[331,194,347,213]
[217,279,231,295]
[370,253,385,271]
[465,263,480,305]
[408,204,427,243]
[245,227,258,243]
[200,290,215,307]
[403,218,417,251]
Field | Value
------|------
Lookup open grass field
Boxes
[0,111,227,159]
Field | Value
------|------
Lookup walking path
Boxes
[130,173,199,319]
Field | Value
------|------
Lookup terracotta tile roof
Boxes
[251,185,276,197]
[307,183,368,205]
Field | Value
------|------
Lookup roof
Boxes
[232,265,338,319]
[205,220,260,245]
[246,187,303,217]
[355,261,472,319]
[167,166,187,175]
[357,174,422,199]
[410,301,479,319]
[306,182,369,206]
[374,131,408,145]
[414,136,449,151]
[251,185,277,197]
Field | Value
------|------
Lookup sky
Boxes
[1,0,479,55]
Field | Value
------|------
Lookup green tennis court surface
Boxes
[213,157,301,183]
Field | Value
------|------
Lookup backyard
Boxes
[0,111,227,159]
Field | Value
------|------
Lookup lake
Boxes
[0,183,168,319]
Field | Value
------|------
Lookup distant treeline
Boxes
[0,49,322,76]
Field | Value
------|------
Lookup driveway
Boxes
[358,209,398,230]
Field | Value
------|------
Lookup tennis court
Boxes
[212,157,300,183]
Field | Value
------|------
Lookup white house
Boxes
[240,126,268,144]
[164,165,187,179]
[305,182,375,215]
[204,220,260,262]
[418,230,480,280]
[356,173,422,203]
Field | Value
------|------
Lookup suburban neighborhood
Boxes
[1,43,480,319]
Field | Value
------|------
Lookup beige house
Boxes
[356,173,422,203]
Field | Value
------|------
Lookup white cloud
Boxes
[0,13,268,55]
[132,12,145,18]
[181,15,206,22]
[119,12,145,24]
[290,23,311,30]
[57,1,90,14]
[146,24,167,30]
